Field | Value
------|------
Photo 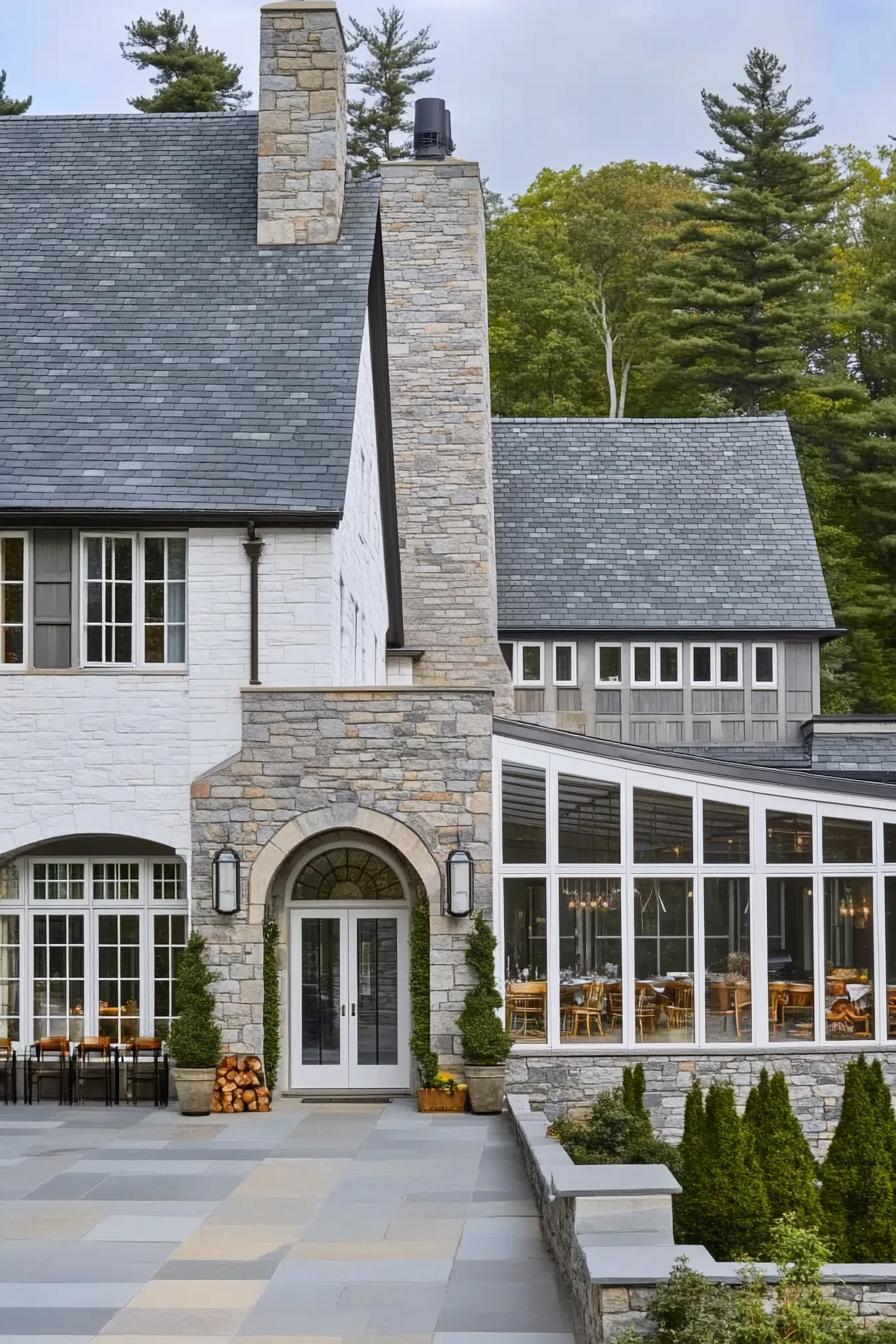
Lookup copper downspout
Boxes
[243,522,264,686]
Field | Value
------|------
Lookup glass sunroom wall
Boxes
[503,878,547,1043]
[886,876,896,1040]
[704,878,752,1042]
[767,878,815,1040]
[824,877,874,1040]
[559,878,623,1043]
[633,878,694,1042]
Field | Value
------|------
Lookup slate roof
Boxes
[0,113,379,518]
[492,417,836,632]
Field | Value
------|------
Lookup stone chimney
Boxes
[379,156,514,714]
[257,1,347,245]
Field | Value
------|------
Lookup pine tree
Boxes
[121,9,251,113]
[744,1069,822,1230]
[700,1081,770,1258]
[674,1079,710,1245]
[821,1056,896,1261]
[0,70,31,116]
[346,6,436,175]
[653,48,843,413]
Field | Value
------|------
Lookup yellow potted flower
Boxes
[417,1069,468,1114]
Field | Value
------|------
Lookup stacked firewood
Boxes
[211,1054,271,1113]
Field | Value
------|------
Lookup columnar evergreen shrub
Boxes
[674,1079,709,1245]
[821,1056,896,1261]
[168,932,222,1069]
[457,911,513,1066]
[700,1081,770,1259]
[410,897,439,1088]
[262,913,280,1093]
[744,1069,822,1229]
[622,1062,648,1118]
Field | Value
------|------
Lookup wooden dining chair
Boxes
[76,1036,114,1106]
[0,1038,15,1105]
[568,981,605,1037]
[608,991,624,1032]
[666,984,694,1035]
[505,985,546,1040]
[635,989,656,1041]
[29,1037,69,1104]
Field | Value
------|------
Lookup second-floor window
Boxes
[83,534,187,668]
[0,534,25,666]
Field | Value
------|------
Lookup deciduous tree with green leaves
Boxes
[0,69,31,116]
[652,48,844,413]
[122,9,251,113]
[346,6,436,175]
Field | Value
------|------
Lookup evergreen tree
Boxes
[674,1079,710,1245]
[168,931,222,1069]
[122,9,251,113]
[700,1081,770,1258]
[865,1058,896,1170]
[0,69,31,116]
[346,6,436,175]
[456,911,513,1066]
[622,1062,648,1118]
[820,1056,896,1261]
[652,48,843,412]
[744,1069,822,1229]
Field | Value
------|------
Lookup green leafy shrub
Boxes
[410,898,439,1088]
[552,1087,679,1170]
[821,1056,896,1261]
[699,1081,769,1259]
[262,913,280,1093]
[745,1069,822,1230]
[168,931,222,1070]
[457,910,513,1066]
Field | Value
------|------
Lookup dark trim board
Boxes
[368,210,404,649]
[0,509,344,529]
[498,627,847,641]
[494,716,896,802]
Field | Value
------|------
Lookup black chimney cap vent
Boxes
[414,97,454,160]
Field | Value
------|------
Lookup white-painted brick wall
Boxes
[0,333,386,860]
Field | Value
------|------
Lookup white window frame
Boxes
[631,643,682,689]
[717,643,743,688]
[515,642,545,688]
[0,531,28,671]
[80,532,188,671]
[595,643,623,686]
[0,855,189,1051]
[494,735,896,1056]
[552,642,577,687]
[691,644,715,687]
[752,643,778,689]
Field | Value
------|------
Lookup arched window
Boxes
[292,846,405,903]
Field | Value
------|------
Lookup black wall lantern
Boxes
[213,845,241,916]
[445,847,474,918]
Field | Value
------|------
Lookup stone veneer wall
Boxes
[507,1049,896,1151]
[190,686,494,1066]
[257,1,346,246]
[379,160,513,715]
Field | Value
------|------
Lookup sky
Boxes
[2,0,896,199]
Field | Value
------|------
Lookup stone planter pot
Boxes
[465,1064,505,1114]
[171,1066,216,1117]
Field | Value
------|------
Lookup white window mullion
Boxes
[546,761,559,1048]
[874,869,887,1045]
[752,870,769,1047]
[693,875,705,1047]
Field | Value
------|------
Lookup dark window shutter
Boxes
[32,530,72,668]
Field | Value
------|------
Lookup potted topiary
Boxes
[168,931,222,1117]
[457,910,513,1114]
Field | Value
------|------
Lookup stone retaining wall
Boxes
[507,1048,896,1150]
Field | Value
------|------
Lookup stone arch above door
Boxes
[248,804,441,923]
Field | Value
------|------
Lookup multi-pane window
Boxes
[93,863,140,901]
[516,643,544,686]
[33,863,85,901]
[144,537,187,664]
[718,645,741,685]
[559,879,622,1044]
[767,878,815,1041]
[32,912,85,1043]
[84,536,134,665]
[153,862,184,901]
[0,915,20,1041]
[631,644,680,687]
[0,536,25,666]
[97,913,141,1045]
[824,877,874,1041]
[704,878,751,1042]
[153,912,188,1039]
[633,879,695,1043]
[504,878,547,1044]
[691,643,742,687]
[553,643,576,686]
[595,644,622,685]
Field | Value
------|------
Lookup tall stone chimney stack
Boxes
[379,154,513,713]
[257,1,347,245]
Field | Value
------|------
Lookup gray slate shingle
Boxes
[492,417,835,631]
[0,113,379,516]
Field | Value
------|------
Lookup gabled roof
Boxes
[492,416,836,633]
[0,113,380,520]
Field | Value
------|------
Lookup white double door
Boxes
[290,907,409,1091]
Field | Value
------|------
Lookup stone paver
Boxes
[0,1099,575,1342]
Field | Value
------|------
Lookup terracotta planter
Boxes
[464,1064,506,1114]
[417,1085,467,1114]
[171,1066,216,1117]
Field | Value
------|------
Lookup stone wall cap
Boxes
[553,1164,681,1199]
[239,684,496,696]
[587,1245,717,1284]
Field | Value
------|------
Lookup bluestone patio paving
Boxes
[0,1098,575,1342]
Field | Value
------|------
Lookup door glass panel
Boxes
[355,917,398,1067]
[301,918,341,1066]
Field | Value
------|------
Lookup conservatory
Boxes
[494,724,896,1054]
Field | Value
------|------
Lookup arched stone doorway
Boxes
[277,830,419,1092]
